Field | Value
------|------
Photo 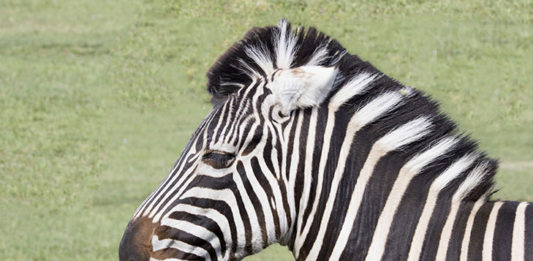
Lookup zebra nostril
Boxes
[119,217,158,261]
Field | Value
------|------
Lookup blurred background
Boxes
[1,0,531,260]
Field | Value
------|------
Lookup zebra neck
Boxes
[284,102,498,260]
[410,200,532,261]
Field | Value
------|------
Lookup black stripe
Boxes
[180,197,238,257]
[167,211,227,256]
[418,190,455,260]
[339,150,407,260]
[298,108,348,260]
[446,201,474,260]
[293,107,311,224]
[492,201,518,261]
[209,98,231,142]
[251,156,281,239]
[140,149,197,216]
[153,248,204,261]
[382,152,458,261]
[299,105,328,225]
[155,165,198,217]
[467,202,495,261]
[241,123,261,156]
[316,126,373,260]
[236,161,267,250]
[158,221,218,261]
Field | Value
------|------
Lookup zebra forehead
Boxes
[206,19,349,106]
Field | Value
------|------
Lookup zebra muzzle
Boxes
[119,216,159,261]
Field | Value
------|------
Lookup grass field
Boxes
[0,0,531,260]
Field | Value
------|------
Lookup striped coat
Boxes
[119,20,532,261]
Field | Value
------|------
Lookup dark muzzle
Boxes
[119,217,158,261]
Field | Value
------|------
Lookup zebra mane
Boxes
[206,20,498,202]
[207,19,349,105]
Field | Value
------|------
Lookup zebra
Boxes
[119,20,532,261]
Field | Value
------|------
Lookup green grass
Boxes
[0,0,531,260]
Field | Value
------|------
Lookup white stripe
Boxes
[351,92,406,128]
[245,45,274,76]
[430,154,479,194]
[160,219,222,259]
[435,163,494,260]
[364,138,458,260]
[179,188,246,254]
[280,111,296,183]
[242,157,276,244]
[256,152,289,237]
[238,58,261,77]
[224,102,247,145]
[293,108,335,257]
[295,108,318,244]
[140,139,199,217]
[295,75,378,251]
[483,201,504,261]
[152,166,198,222]
[151,235,211,261]
[283,110,306,246]
[151,82,263,222]
[287,110,305,207]
[214,98,236,148]
[453,162,490,202]
[276,19,297,69]
[227,81,261,145]
[329,73,377,109]
[305,46,329,66]
[278,111,297,244]
[407,154,478,261]
[166,203,232,258]
[296,92,407,259]
[511,202,528,261]
[435,202,461,260]
[231,167,263,252]
[211,97,230,147]
[143,118,210,218]
[376,117,432,152]
[243,115,289,238]
[326,117,432,261]
[138,111,212,217]
[460,198,486,261]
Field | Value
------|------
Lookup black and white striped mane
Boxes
[207,20,347,105]
[206,19,498,203]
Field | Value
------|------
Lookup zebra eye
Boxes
[202,150,236,169]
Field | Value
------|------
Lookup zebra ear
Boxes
[271,66,337,115]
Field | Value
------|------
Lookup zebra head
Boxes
[121,19,503,261]
[119,20,345,261]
